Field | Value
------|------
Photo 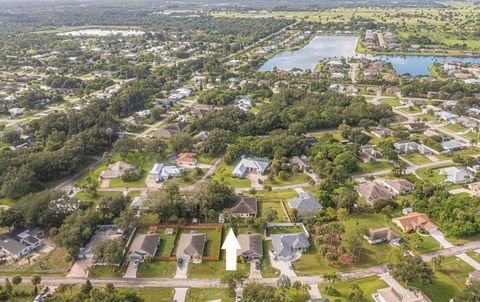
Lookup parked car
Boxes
[133,260,140,268]
[255,262,260,270]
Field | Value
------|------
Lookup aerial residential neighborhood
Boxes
[1,0,480,301]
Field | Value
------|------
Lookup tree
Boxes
[349,281,364,302]
[112,138,138,160]
[220,271,247,295]
[389,254,433,286]
[11,276,22,288]
[243,282,278,302]
[170,132,194,153]
[431,255,445,272]
[453,281,480,301]
[332,187,357,212]
[93,239,125,266]
[262,207,278,222]
[277,274,291,289]
[81,279,93,295]
[31,274,42,293]
[292,281,302,293]
[105,283,115,294]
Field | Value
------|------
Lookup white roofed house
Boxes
[0,229,42,260]
[440,166,475,184]
[287,192,323,218]
[131,196,146,210]
[393,140,432,155]
[232,156,271,177]
[440,139,464,153]
[150,163,182,183]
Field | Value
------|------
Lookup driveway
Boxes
[67,259,90,278]
[123,261,138,278]
[246,173,266,190]
[173,287,188,302]
[429,229,453,249]
[269,252,297,277]
[174,260,188,279]
[249,260,262,279]
[457,253,480,270]
[378,272,408,296]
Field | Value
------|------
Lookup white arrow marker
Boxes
[221,228,241,271]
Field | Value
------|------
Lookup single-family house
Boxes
[403,123,426,132]
[359,145,377,163]
[440,166,475,184]
[440,140,464,153]
[131,196,146,210]
[150,164,182,182]
[287,192,323,218]
[128,233,160,261]
[271,233,310,261]
[289,156,311,172]
[354,182,394,204]
[8,107,26,116]
[194,131,209,142]
[154,123,184,139]
[0,229,42,260]
[371,128,392,138]
[435,111,458,122]
[176,153,198,166]
[231,194,258,218]
[377,178,414,195]
[232,157,271,177]
[365,227,401,245]
[373,287,432,302]
[177,232,206,264]
[392,212,437,232]
[393,140,432,155]
[237,233,263,260]
[468,182,480,196]
[100,161,133,179]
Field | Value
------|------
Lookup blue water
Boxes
[260,35,480,76]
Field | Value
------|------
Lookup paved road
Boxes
[5,240,480,288]
[55,156,103,192]
[349,63,358,84]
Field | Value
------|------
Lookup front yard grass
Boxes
[264,172,310,187]
[320,276,388,302]
[355,161,392,174]
[250,189,298,200]
[0,247,71,275]
[416,163,454,182]
[212,161,251,188]
[443,124,468,133]
[402,153,431,165]
[136,261,176,278]
[187,250,249,279]
[163,168,206,188]
[90,265,126,278]
[117,288,174,302]
[186,288,231,302]
[261,240,280,278]
[380,98,402,107]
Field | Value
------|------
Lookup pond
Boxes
[260,35,480,76]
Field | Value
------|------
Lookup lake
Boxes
[260,35,480,76]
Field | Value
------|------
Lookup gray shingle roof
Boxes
[271,233,309,258]
[287,192,323,212]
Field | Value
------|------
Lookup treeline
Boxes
[401,78,480,99]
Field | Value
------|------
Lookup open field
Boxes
[320,276,388,302]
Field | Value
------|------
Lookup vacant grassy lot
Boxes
[0,247,71,275]
[264,172,310,187]
[118,288,174,302]
[90,265,126,278]
[380,98,402,107]
[402,153,431,165]
[137,261,176,278]
[320,276,388,302]
[258,200,289,222]
[355,161,392,174]
[186,288,231,302]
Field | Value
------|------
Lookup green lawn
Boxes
[90,265,126,278]
[266,225,305,236]
[355,161,392,174]
[408,256,474,302]
[163,168,206,188]
[416,163,454,182]
[443,124,468,133]
[380,98,402,107]
[188,251,249,279]
[264,172,310,187]
[117,288,174,302]
[467,251,480,263]
[212,161,251,188]
[402,153,431,165]
[74,191,123,204]
[249,189,298,200]
[416,114,438,121]
[197,155,218,165]
[258,200,289,222]
[398,106,422,114]
[156,232,177,257]
[136,261,176,278]
[186,288,232,302]
[261,240,281,278]
[320,276,388,302]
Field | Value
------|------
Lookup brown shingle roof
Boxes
[231,194,257,215]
